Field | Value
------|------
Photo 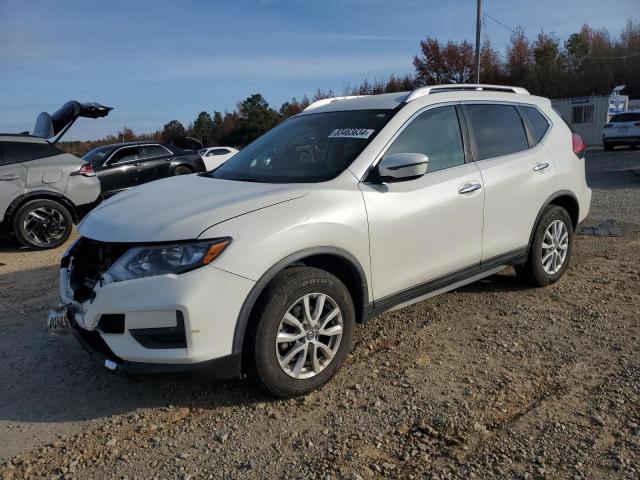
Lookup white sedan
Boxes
[199,147,238,170]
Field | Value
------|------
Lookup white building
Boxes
[551,94,629,146]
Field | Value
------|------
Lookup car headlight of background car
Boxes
[106,238,231,282]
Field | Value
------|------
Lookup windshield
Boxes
[208,109,394,183]
[82,145,116,165]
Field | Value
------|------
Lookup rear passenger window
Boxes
[0,141,62,165]
[383,106,465,173]
[208,149,230,156]
[140,145,170,158]
[521,106,550,145]
[465,104,529,160]
[611,113,640,123]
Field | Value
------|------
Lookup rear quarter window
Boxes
[0,141,62,165]
[464,104,529,160]
[521,106,550,145]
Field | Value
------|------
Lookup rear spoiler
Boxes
[33,101,113,143]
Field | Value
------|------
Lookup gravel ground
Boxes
[0,149,638,479]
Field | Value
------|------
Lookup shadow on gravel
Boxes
[0,237,26,253]
[0,264,274,426]
[585,149,640,191]
[456,270,527,294]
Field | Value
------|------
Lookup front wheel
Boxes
[516,205,573,287]
[249,267,355,398]
[13,199,73,249]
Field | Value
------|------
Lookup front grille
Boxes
[67,238,132,302]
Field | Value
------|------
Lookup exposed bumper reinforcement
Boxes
[69,314,241,382]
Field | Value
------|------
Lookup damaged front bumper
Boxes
[52,238,255,382]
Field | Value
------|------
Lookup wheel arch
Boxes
[528,190,580,247]
[232,247,370,357]
[173,163,195,175]
[4,191,78,226]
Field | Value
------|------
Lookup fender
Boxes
[231,246,369,355]
[527,190,580,248]
[3,190,79,224]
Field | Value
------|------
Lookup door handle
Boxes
[0,175,22,181]
[458,182,482,194]
[533,162,550,172]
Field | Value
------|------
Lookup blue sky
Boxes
[0,0,637,140]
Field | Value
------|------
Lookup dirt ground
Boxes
[0,149,638,479]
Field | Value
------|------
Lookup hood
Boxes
[79,175,309,242]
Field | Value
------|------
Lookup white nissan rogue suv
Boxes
[53,84,591,397]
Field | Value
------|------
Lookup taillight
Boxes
[572,133,586,157]
[77,164,95,177]
[603,123,612,128]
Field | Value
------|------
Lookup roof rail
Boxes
[303,95,366,111]
[405,84,529,102]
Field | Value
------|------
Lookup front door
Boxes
[360,105,484,303]
[96,146,141,197]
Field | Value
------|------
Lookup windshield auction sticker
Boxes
[329,128,375,139]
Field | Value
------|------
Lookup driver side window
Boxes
[109,147,140,165]
[383,106,465,173]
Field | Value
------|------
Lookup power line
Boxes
[483,13,519,35]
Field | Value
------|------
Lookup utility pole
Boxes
[475,0,482,83]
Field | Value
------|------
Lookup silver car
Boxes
[0,101,111,249]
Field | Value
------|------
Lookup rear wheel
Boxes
[516,205,573,287]
[249,267,354,398]
[13,199,73,250]
[173,165,193,176]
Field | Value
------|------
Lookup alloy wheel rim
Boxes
[276,293,343,379]
[22,207,67,246]
[541,219,569,275]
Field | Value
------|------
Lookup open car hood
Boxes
[33,101,112,141]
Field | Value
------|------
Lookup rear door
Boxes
[97,146,141,196]
[463,103,556,260]
[138,144,173,184]
[0,144,27,219]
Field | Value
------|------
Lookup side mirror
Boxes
[377,153,428,181]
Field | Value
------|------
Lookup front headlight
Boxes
[106,238,231,282]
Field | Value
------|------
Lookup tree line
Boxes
[60,20,640,155]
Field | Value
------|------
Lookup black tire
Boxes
[12,199,73,250]
[248,267,355,398]
[603,142,613,151]
[173,165,193,176]
[516,205,573,287]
